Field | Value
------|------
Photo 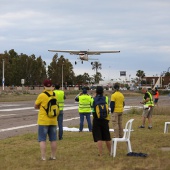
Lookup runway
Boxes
[0,95,168,139]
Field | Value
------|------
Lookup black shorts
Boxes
[154,98,159,103]
[92,119,111,142]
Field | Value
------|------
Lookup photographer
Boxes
[75,89,93,132]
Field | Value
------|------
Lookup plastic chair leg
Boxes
[110,142,113,156]
[113,141,117,157]
[127,141,132,153]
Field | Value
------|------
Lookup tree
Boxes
[92,72,102,84]
[0,49,47,86]
[92,61,102,74]
[92,61,102,83]
[82,72,91,84]
[48,55,75,85]
[165,72,170,76]
[136,70,145,84]
[75,74,84,85]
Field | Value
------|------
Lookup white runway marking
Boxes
[0,114,16,117]
[0,105,141,133]
[64,106,78,110]
[0,124,37,132]
[0,117,81,132]
[0,104,21,107]
[0,107,34,111]
[0,106,78,112]
[63,117,80,122]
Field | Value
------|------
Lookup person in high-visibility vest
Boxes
[75,88,92,132]
[139,87,154,129]
[54,84,66,140]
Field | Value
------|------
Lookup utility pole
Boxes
[2,59,5,90]
[62,64,64,90]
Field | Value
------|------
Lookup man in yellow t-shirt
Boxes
[110,84,125,138]
[34,79,57,161]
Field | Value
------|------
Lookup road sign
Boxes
[120,71,126,76]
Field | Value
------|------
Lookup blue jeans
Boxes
[79,113,92,132]
[38,125,57,142]
[57,110,63,140]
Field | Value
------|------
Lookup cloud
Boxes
[0,0,170,80]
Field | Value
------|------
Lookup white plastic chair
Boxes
[164,122,170,133]
[111,119,134,157]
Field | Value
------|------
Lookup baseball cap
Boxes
[43,79,52,87]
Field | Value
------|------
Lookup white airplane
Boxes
[48,49,120,65]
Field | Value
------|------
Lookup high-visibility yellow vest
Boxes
[105,96,109,104]
[54,90,65,110]
[78,94,92,113]
[143,91,154,107]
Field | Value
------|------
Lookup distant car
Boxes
[90,86,96,90]
[166,87,170,91]
[120,87,127,90]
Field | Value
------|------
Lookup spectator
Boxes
[152,87,159,106]
[92,86,111,156]
[34,79,57,161]
[110,84,125,138]
[75,88,93,132]
[139,87,154,129]
[54,84,66,140]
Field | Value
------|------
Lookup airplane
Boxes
[48,49,120,65]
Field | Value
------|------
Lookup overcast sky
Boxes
[1,0,170,81]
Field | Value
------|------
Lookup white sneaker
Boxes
[41,157,46,161]
[49,157,56,160]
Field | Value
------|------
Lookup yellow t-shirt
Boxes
[35,90,57,125]
[111,91,124,113]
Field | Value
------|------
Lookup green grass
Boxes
[0,90,142,102]
[0,106,170,170]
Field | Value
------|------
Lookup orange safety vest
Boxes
[154,91,159,99]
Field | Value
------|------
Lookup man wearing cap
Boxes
[75,88,92,132]
[110,84,125,138]
[34,79,57,161]
[139,87,154,129]
[92,86,111,156]
[54,84,66,140]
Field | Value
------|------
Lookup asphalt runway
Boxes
[0,96,169,140]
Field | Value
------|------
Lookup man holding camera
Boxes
[75,88,93,132]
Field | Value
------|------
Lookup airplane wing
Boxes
[86,51,120,55]
[48,50,120,55]
[48,50,83,55]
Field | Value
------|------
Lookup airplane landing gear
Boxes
[75,61,77,65]
[81,61,83,64]
[91,62,93,65]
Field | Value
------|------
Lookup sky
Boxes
[1,0,170,81]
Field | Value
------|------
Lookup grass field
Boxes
[0,106,170,170]
[0,90,142,102]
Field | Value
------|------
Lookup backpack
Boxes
[42,91,59,118]
[94,96,109,119]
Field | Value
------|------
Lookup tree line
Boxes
[0,49,103,86]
